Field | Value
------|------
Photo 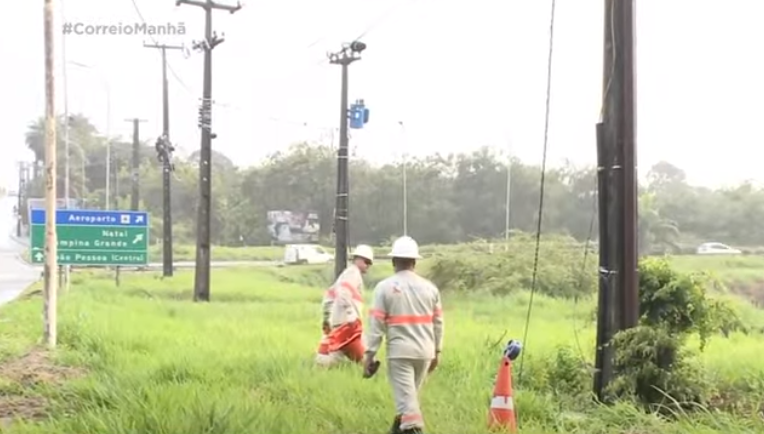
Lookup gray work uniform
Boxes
[322,264,364,327]
[365,270,444,431]
[316,264,365,367]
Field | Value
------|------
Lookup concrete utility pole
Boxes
[144,42,183,278]
[177,0,241,301]
[593,0,638,401]
[125,118,146,210]
[43,0,58,348]
[328,40,365,279]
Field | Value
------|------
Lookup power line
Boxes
[350,0,422,42]
[517,0,558,383]
[272,0,425,98]
[129,0,422,115]
[129,0,194,94]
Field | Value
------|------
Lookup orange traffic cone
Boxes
[488,356,517,432]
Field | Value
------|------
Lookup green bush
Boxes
[609,257,745,411]
[426,237,596,298]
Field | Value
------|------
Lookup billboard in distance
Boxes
[267,210,320,244]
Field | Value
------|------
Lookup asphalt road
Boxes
[0,196,39,305]
[8,227,278,270]
[143,260,279,270]
[1,196,278,285]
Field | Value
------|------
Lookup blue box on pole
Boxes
[349,105,364,129]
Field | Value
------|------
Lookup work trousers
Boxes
[388,358,431,430]
[315,335,365,367]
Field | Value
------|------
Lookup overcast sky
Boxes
[2,0,763,191]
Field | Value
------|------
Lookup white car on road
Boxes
[283,244,333,265]
[695,242,741,255]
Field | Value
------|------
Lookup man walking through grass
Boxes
[364,236,444,434]
[316,245,374,366]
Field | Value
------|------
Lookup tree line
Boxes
[20,114,763,251]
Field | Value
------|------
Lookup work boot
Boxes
[389,415,402,434]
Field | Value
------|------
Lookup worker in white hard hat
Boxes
[364,236,444,434]
[316,244,374,366]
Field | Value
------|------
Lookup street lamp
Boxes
[64,138,87,199]
[67,61,112,209]
[398,121,408,235]
[63,37,71,209]
[504,142,513,249]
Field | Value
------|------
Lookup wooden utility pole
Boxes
[144,42,184,278]
[43,0,58,348]
[177,0,242,301]
[593,0,638,400]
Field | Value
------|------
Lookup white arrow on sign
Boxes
[132,233,144,244]
[34,252,43,261]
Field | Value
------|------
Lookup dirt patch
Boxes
[726,280,764,307]
[0,347,84,422]
[0,396,48,423]
[0,348,83,387]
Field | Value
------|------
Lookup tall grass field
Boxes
[0,256,762,433]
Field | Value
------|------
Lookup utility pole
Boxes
[125,118,146,210]
[177,0,241,301]
[43,0,58,348]
[144,42,183,278]
[328,40,365,279]
[593,0,638,401]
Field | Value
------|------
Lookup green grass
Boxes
[669,255,764,284]
[146,244,288,262]
[0,266,762,433]
[668,255,764,306]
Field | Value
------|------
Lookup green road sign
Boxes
[30,209,149,266]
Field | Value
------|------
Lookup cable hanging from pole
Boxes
[517,0,558,382]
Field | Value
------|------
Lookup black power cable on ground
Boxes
[517,0,558,383]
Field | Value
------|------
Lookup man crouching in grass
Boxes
[315,245,374,366]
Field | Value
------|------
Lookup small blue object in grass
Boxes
[503,339,522,361]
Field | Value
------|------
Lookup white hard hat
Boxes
[351,244,374,263]
[388,236,422,259]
